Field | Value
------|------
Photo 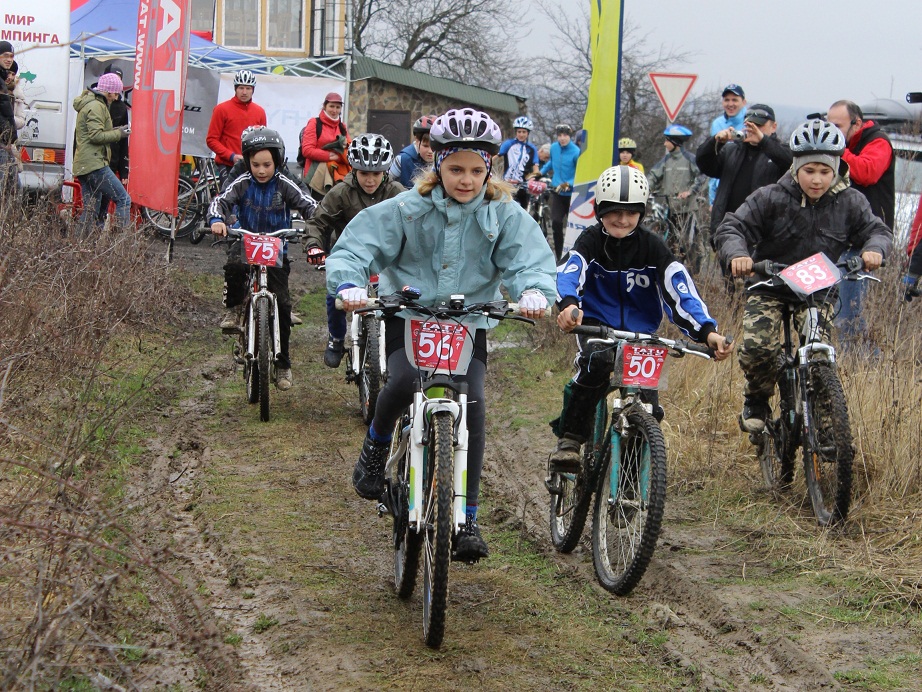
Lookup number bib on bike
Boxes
[242,235,284,267]
[405,319,474,376]
[779,252,840,297]
[616,343,669,389]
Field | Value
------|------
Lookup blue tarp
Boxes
[71,0,264,70]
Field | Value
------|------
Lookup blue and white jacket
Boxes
[557,223,717,341]
[209,170,317,234]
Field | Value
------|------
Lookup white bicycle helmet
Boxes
[789,119,846,155]
[513,116,534,131]
[234,69,257,87]
[430,108,503,155]
[595,165,649,222]
[347,133,395,172]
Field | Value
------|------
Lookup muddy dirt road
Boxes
[138,239,921,691]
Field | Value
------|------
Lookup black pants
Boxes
[371,318,488,506]
[549,191,571,259]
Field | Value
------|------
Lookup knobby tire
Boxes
[144,175,200,238]
[592,409,667,595]
[549,400,607,552]
[803,363,853,525]
[391,416,422,598]
[256,296,271,422]
[244,301,259,405]
[422,411,453,648]
[758,367,797,490]
[358,315,381,425]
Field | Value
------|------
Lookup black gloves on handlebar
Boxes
[903,275,921,303]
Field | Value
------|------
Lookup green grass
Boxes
[253,614,279,633]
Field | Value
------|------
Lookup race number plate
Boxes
[778,252,840,296]
[409,320,469,372]
[242,235,283,267]
[620,344,669,388]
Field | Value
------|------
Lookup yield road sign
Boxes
[648,72,698,122]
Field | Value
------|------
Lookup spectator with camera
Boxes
[707,83,748,205]
[696,104,792,243]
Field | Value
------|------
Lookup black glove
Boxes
[903,275,921,302]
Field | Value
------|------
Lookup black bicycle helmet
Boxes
[242,127,285,168]
[429,108,503,155]
[347,133,395,172]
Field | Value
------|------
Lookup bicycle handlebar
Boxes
[568,323,715,359]
[211,227,304,246]
[335,294,549,322]
[750,256,885,282]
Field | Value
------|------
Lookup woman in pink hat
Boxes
[300,91,352,200]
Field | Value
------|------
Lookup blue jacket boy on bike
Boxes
[209,127,317,391]
[549,165,733,472]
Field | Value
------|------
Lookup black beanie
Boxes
[0,41,13,56]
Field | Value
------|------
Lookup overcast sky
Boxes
[529,0,921,116]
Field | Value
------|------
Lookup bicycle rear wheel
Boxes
[549,400,606,552]
[390,415,422,598]
[255,296,271,422]
[142,175,200,238]
[803,363,853,525]
[422,411,453,648]
[591,409,667,595]
[358,315,381,425]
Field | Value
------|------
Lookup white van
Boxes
[2,0,71,192]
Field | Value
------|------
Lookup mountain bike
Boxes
[215,227,303,422]
[746,252,879,526]
[344,279,387,424]
[142,156,222,244]
[525,177,551,246]
[547,317,714,595]
[647,194,709,274]
[349,289,535,648]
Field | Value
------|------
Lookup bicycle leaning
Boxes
[524,177,552,244]
[143,156,222,244]
[746,252,879,526]
[214,227,303,422]
[647,193,709,275]
[348,289,536,648]
[547,314,715,595]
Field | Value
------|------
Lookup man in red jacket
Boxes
[206,70,268,181]
[826,100,895,354]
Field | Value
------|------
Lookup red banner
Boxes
[129,0,192,215]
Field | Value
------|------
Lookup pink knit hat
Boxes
[96,72,125,94]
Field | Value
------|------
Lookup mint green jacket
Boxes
[326,183,557,330]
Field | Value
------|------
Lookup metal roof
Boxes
[350,55,523,114]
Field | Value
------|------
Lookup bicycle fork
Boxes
[407,392,469,534]
[245,270,281,365]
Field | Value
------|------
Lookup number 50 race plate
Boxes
[618,343,669,388]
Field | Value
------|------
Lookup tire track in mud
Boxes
[486,428,839,691]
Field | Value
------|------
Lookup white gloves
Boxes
[519,290,548,313]
[339,286,368,308]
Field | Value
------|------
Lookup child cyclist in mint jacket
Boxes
[548,165,733,472]
[326,108,557,562]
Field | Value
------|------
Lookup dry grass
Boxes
[0,201,232,688]
[662,260,922,609]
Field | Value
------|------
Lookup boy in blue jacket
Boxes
[549,165,733,471]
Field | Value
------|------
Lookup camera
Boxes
[731,129,746,141]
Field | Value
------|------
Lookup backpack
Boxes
[297,117,348,168]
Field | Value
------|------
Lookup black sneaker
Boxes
[324,337,345,368]
[740,397,769,433]
[547,435,583,474]
[452,520,489,563]
[353,433,388,500]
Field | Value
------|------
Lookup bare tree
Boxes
[352,0,531,92]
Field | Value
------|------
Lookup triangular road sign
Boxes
[648,72,698,122]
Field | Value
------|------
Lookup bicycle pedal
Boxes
[376,502,388,517]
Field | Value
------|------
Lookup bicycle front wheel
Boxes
[390,415,422,598]
[592,409,667,596]
[142,175,200,238]
[256,296,271,422]
[422,411,453,648]
[803,363,853,526]
[549,400,606,552]
[243,303,259,404]
[358,315,381,425]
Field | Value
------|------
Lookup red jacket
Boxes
[206,96,267,166]
[842,120,892,187]
[908,196,922,257]
[300,109,350,164]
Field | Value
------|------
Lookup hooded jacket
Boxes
[843,120,895,228]
[696,133,793,233]
[715,168,892,298]
[556,223,717,342]
[326,184,557,330]
[72,89,123,176]
[305,171,404,253]
[389,143,427,188]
